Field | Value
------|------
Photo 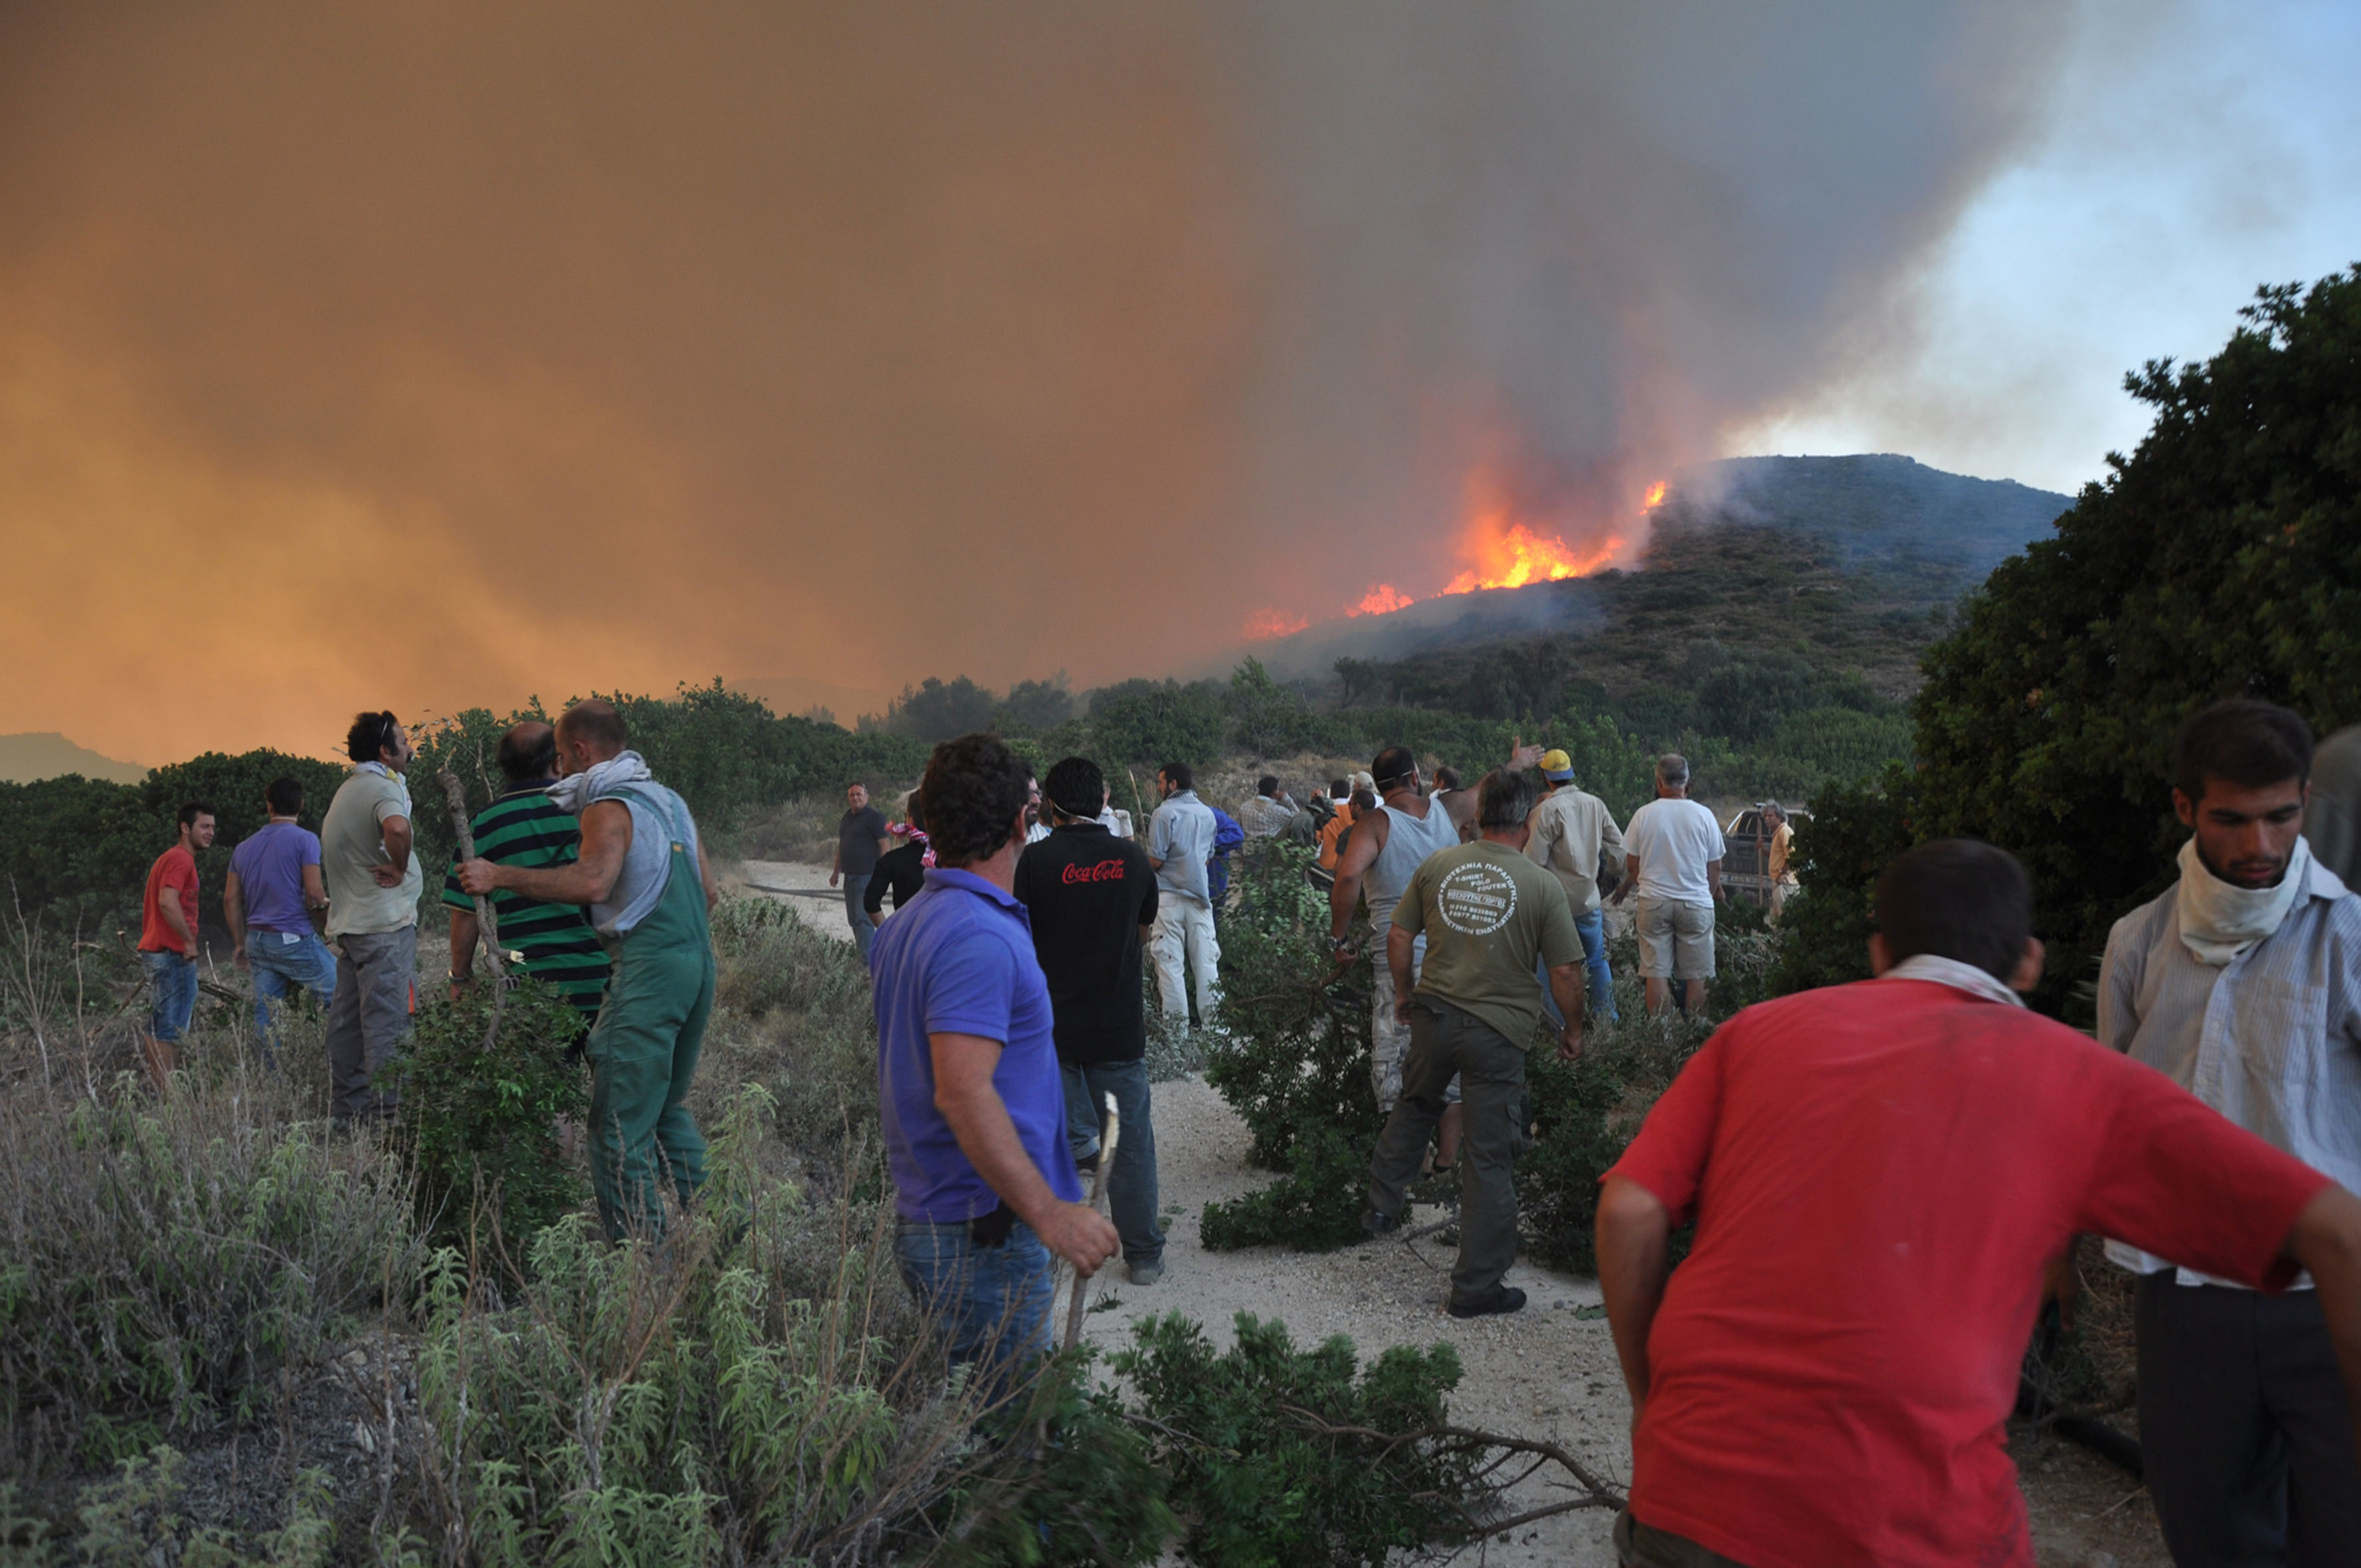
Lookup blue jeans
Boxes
[895,1215,1055,1394]
[1062,1058,1162,1267]
[1539,907,1619,1028]
[843,873,874,963]
[143,950,198,1042]
[247,930,337,1054]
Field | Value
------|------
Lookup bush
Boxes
[390,978,591,1253]
[0,1059,423,1469]
[1113,1313,1475,1568]
[1088,679,1228,768]
[1517,1016,1711,1274]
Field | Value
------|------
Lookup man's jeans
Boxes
[1539,907,1619,1028]
[1150,898,1219,1022]
[843,873,875,964]
[1367,997,1527,1307]
[247,930,337,1056]
[142,950,198,1043]
[1062,1059,1162,1268]
[326,926,416,1123]
[896,1215,1055,1395]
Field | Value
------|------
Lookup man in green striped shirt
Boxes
[444,721,612,1038]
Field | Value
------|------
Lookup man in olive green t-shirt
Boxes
[1364,767,1585,1319]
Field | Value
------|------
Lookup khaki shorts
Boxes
[1635,898,1715,980]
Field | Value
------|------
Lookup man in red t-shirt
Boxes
[139,800,217,1083]
[1597,838,2361,1568]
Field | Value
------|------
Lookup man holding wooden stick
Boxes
[458,699,716,1242]
[872,732,1118,1389]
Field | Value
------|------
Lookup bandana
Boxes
[546,750,654,815]
[889,822,936,869]
[2176,834,2308,967]
[1881,952,2025,1008]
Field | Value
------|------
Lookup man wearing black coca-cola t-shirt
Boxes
[1014,756,1166,1284]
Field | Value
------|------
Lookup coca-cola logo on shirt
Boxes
[1061,858,1129,885]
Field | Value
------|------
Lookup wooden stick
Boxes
[439,768,506,1051]
[1060,1092,1120,1352]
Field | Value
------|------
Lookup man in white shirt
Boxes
[1145,761,1219,1023]
[1611,754,1723,1018]
[320,710,423,1126]
[2098,698,2361,1566]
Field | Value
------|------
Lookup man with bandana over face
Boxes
[2100,698,2361,1567]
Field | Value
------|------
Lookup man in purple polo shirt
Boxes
[225,776,335,1058]
[873,732,1120,1384]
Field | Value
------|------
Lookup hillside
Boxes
[0,732,147,785]
[1251,454,2071,714]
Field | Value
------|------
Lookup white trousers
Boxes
[1151,898,1219,1021]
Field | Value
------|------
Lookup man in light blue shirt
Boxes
[2098,698,2361,1565]
[1146,760,1219,1023]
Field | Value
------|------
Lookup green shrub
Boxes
[389,978,590,1253]
[1517,1016,1711,1273]
[1113,1313,1475,1568]
[0,1063,422,1467]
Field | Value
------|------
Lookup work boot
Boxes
[1129,1259,1164,1287]
[1361,1207,1401,1241]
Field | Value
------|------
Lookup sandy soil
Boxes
[738,860,863,938]
[1073,1076,2168,1566]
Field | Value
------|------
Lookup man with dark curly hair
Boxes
[872,732,1120,1383]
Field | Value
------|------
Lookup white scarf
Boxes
[546,750,654,815]
[1882,952,2025,1008]
[2176,834,2308,967]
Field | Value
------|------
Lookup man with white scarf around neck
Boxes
[2100,698,2361,1567]
[459,698,719,1242]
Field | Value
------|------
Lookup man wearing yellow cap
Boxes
[1523,749,1623,1023]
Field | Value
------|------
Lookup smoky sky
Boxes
[0,1,2073,762]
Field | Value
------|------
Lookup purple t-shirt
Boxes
[872,866,1083,1223]
[230,820,321,935]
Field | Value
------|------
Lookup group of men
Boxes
[139,690,2361,1565]
[137,701,718,1243]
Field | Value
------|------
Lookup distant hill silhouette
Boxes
[0,732,148,786]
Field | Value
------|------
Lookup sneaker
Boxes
[1447,1285,1528,1320]
[1361,1207,1401,1240]
[1129,1259,1164,1287]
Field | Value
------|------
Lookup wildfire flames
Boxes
[1255,476,1661,637]
[1242,607,1310,640]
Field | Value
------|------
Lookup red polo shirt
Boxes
[1608,977,2330,1568]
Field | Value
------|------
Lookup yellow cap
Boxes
[1539,748,1573,780]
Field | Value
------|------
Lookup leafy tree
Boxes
[879,674,999,742]
[1225,658,1327,758]
[1783,270,2361,1012]
[994,675,1076,734]
[1088,678,1226,768]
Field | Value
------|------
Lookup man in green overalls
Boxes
[458,698,717,1241]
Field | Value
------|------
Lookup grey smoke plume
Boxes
[0,2,2071,762]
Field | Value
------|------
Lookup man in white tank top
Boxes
[1328,746,1475,1165]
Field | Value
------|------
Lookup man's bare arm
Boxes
[460,800,629,906]
[382,815,412,873]
[1329,810,1389,941]
[1707,858,1723,903]
[301,862,327,909]
[931,1031,1119,1275]
[1597,1176,1675,1430]
[1547,960,1586,1060]
[1611,853,1641,905]
[449,908,479,997]
[223,870,248,962]
[159,883,197,952]
[1386,924,1417,1019]
[2285,1185,2361,1458]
